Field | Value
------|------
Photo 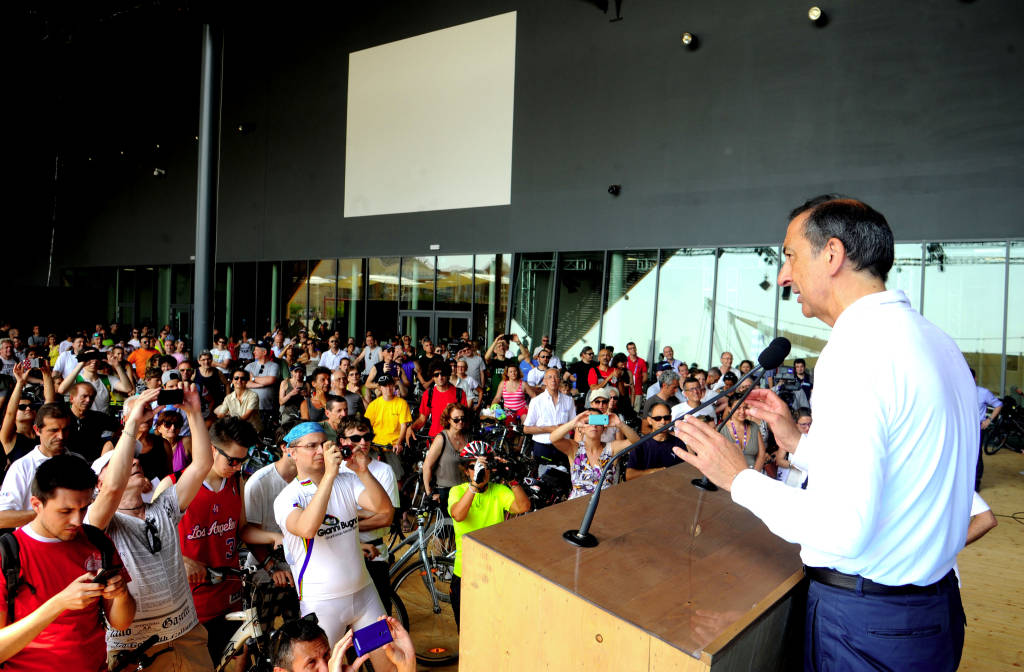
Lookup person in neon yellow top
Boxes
[447,440,530,629]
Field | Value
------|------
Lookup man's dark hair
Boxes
[794,358,806,366]
[431,363,452,378]
[722,372,738,386]
[210,416,258,450]
[683,376,699,388]
[708,367,721,377]
[157,355,177,369]
[339,416,370,436]
[789,195,894,282]
[276,419,300,447]
[31,453,97,503]
[311,366,331,381]
[34,402,71,428]
[272,617,327,669]
[611,353,628,367]
[325,394,348,412]
[795,407,813,421]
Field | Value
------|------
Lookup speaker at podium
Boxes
[459,463,805,671]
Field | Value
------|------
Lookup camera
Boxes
[341,445,353,459]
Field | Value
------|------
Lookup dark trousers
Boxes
[449,575,461,631]
[805,572,964,672]
[975,429,985,491]
[366,557,391,615]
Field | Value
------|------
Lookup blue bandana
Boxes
[283,422,326,444]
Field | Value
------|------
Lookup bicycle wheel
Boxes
[391,558,458,666]
[983,429,1006,455]
[389,590,410,632]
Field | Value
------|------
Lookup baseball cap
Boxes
[161,370,182,385]
[254,340,272,350]
[588,387,612,401]
[376,374,395,386]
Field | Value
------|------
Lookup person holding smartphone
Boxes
[549,406,640,500]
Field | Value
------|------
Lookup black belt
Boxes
[804,566,954,596]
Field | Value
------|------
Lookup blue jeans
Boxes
[805,572,964,671]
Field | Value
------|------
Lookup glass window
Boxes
[337,258,365,340]
[1008,242,1023,396]
[367,257,400,339]
[474,254,511,345]
[436,255,474,312]
[923,242,1006,391]
[553,252,604,363]
[889,243,923,312]
[511,253,555,353]
[307,259,337,335]
[601,250,658,365]
[711,248,779,371]
[283,260,309,337]
[655,249,715,369]
[255,261,279,338]
[232,262,258,340]
[400,257,435,311]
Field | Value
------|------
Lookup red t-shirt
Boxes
[626,356,648,396]
[418,385,462,438]
[0,526,127,672]
[587,364,615,387]
[172,472,242,622]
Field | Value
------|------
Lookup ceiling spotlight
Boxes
[759,277,771,291]
[607,184,622,196]
[681,32,699,50]
[808,6,828,27]
[153,168,166,177]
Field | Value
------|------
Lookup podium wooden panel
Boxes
[460,464,804,671]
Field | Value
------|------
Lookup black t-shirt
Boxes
[66,410,121,463]
[568,361,596,389]
[416,354,444,381]
[3,433,36,478]
[626,435,686,471]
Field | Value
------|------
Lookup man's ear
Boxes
[30,495,44,516]
[824,237,847,276]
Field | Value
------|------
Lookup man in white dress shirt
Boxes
[524,368,576,476]
[673,196,976,671]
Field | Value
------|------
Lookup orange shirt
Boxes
[127,347,159,376]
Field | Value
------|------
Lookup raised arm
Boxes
[88,388,161,530]
[549,412,588,458]
[0,364,28,453]
[421,434,445,500]
[285,443,343,539]
[173,383,216,512]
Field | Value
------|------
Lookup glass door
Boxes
[399,311,434,345]
[436,312,471,348]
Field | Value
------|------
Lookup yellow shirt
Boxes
[364,396,411,446]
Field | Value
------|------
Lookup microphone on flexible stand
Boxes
[691,364,774,491]
[562,337,791,547]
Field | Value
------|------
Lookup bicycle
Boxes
[984,397,1024,455]
[207,552,285,672]
[388,500,459,667]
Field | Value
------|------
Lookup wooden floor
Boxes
[405,450,1024,671]
[959,449,1024,670]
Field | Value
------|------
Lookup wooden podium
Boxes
[459,464,805,671]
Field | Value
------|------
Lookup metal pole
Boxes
[1001,241,1010,395]
[192,23,223,355]
[708,249,721,369]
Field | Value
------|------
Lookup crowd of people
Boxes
[0,314,1007,670]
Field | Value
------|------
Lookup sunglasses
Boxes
[649,414,672,422]
[591,398,609,405]
[433,372,446,378]
[343,432,373,444]
[450,416,466,424]
[233,376,246,381]
[17,404,33,411]
[159,420,181,428]
[215,445,249,467]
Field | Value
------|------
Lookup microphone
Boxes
[562,337,791,548]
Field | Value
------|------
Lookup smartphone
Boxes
[92,566,120,585]
[31,358,43,369]
[353,619,393,657]
[588,414,609,426]
[157,389,184,406]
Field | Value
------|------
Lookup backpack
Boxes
[0,524,116,624]
[425,385,465,426]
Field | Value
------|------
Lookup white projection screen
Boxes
[344,12,517,218]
